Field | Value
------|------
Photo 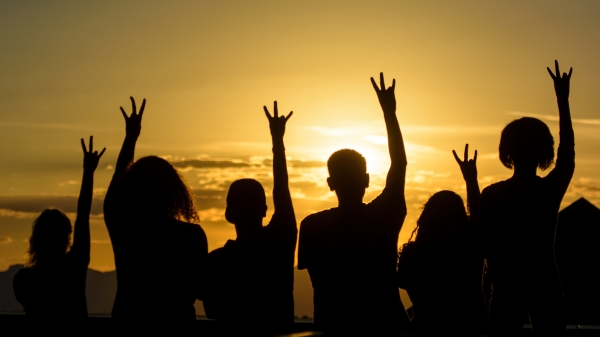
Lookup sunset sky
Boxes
[1,1,600,312]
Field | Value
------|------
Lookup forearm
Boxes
[465,177,481,223]
[114,135,138,177]
[557,97,574,147]
[384,112,407,187]
[272,135,294,216]
[72,170,93,259]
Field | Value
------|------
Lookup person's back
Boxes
[111,217,206,321]
[481,61,575,335]
[298,73,408,333]
[103,98,208,324]
[203,102,296,335]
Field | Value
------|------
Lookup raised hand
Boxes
[453,144,477,182]
[371,72,396,115]
[120,96,146,138]
[81,136,106,172]
[264,101,293,139]
[547,60,572,100]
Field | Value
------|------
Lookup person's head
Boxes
[410,191,468,245]
[26,209,72,267]
[326,149,369,204]
[118,156,198,222]
[499,117,555,171]
[225,179,267,230]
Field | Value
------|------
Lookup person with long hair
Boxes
[13,137,105,323]
[481,61,575,335]
[397,145,486,335]
[103,97,208,325]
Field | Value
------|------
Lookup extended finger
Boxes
[568,67,573,79]
[547,67,556,79]
[130,97,136,115]
[555,60,560,78]
[263,106,272,119]
[120,107,128,119]
[473,150,478,162]
[380,72,385,91]
[391,78,396,91]
[81,138,87,153]
[139,99,146,117]
[98,148,106,158]
[370,77,380,92]
[285,111,293,120]
[274,101,278,118]
[464,144,469,161]
[89,136,93,153]
[452,150,461,164]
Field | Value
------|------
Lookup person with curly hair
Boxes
[481,61,575,335]
[14,137,105,325]
[103,97,208,326]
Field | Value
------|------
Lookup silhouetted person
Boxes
[13,137,105,326]
[398,145,486,335]
[481,61,575,335]
[203,102,297,335]
[298,73,409,334]
[103,97,208,326]
[555,198,600,324]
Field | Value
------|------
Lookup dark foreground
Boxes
[1,313,599,336]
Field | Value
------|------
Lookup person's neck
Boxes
[234,219,263,239]
[512,164,538,180]
[337,197,364,209]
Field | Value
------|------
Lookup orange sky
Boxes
[1,1,600,303]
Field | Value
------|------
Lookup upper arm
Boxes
[297,217,314,270]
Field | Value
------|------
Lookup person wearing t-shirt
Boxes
[298,73,409,334]
[203,101,297,335]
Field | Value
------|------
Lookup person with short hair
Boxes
[14,137,105,324]
[298,73,409,334]
[203,102,297,335]
[481,61,575,335]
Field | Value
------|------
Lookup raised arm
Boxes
[103,97,145,224]
[370,73,407,196]
[546,61,575,188]
[453,144,480,224]
[69,136,105,266]
[263,101,296,231]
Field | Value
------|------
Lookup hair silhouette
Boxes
[298,73,409,334]
[103,97,208,328]
[13,136,105,327]
[26,209,72,267]
[224,178,267,224]
[481,61,575,335]
[500,117,555,170]
[398,145,486,335]
[117,155,198,222]
[409,191,468,245]
[203,102,297,335]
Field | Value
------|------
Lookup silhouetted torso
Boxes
[204,217,297,333]
[398,229,486,334]
[298,193,407,333]
[108,216,207,322]
[481,139,574,329]
[13,255,88,321]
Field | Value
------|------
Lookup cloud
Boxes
[507,112,600,126]
[0,195,104,215]
[171,159,251,169]
[0,236,12,244]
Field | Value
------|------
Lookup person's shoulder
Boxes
[13,267,31,284]
[301,208,337,230]
[482,180,509,197]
